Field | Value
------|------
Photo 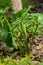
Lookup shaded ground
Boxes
[31,35,43,61]
[29,3,43,13]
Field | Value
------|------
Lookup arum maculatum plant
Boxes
[0,6,43,55]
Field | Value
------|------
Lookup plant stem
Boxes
[4,16,13,37]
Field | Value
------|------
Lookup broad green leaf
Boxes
[5,34,13,47]
[12,9,26,20]
[0,9,4,14]
[1,28,8,40]
[38,62,43,65]
[11,51,19,58]
[12,37,18,49]
[19,56,30,65]
[38,14,43,24]
[21,22,27,38]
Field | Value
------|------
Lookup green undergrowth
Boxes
[0,0,11,9]
[0,6,43,55]
[0,5,43,65]
[0,56,43,65]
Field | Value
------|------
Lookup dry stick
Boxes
[11,0,22,13]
